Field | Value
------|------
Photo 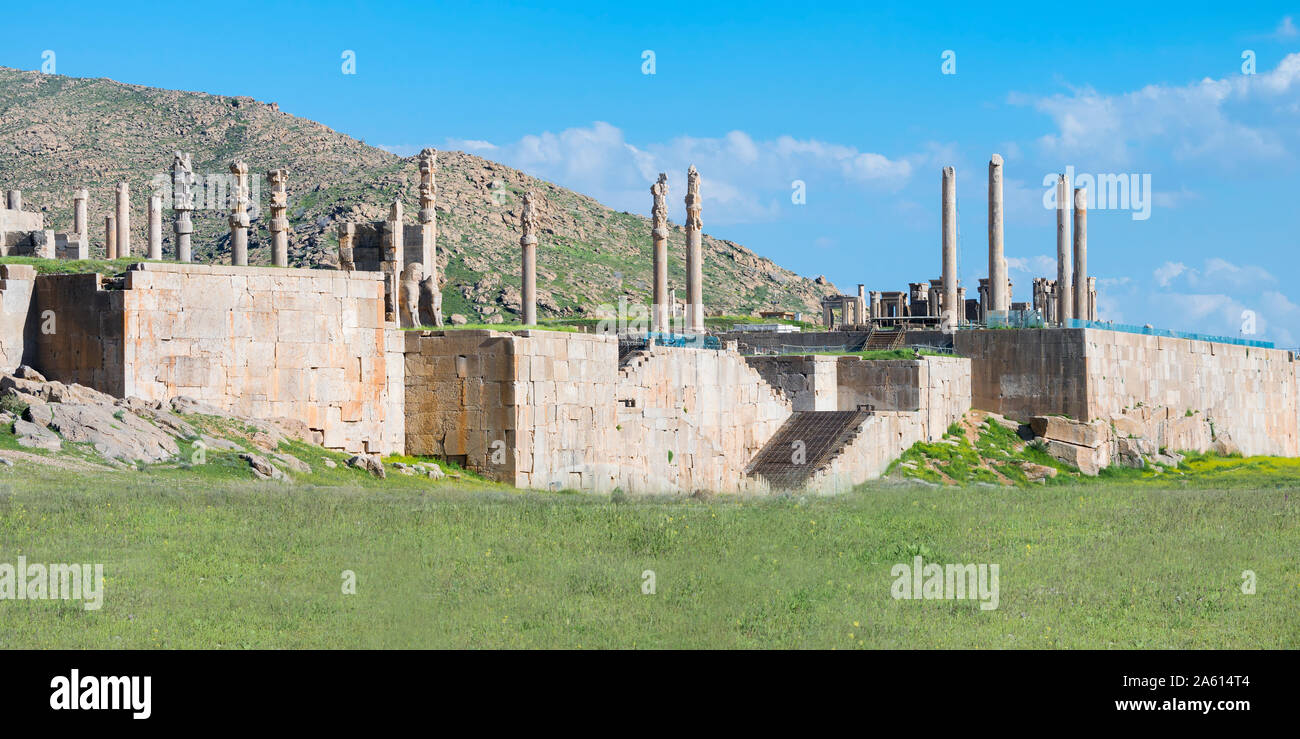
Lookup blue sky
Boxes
[6,2,1300,345]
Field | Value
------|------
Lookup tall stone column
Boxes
[73,189,89,237]
[941,166,958,328]
[520,191,538,326]
[684,165,704,333]
[650,173,670,333]
[148,195,163,259]
[267,169,289,266]
[171,152,195,263]
[856,284,866,323]
[115,182,131,257]
[382,200,404,322]
[418,148,438,272]
[229,161,250,266]
[1073,187,1088,324]
[870,291,881,319]
[104,214,117,259]
[987,155,1007,313]
[1056,173,1073,322]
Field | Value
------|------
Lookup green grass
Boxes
[0,467,1295,649]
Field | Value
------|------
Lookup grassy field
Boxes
[1,463,1295,649]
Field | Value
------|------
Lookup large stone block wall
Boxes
[954,329,1089,420]
[613,346,791,494]
[807,411,928,493]
[0,264,36,371]
[744,354,838,410]
[33,272,127,396]
[32,263,401,454]
[954,328,1298,456]
[1081,329,1297,457]
[405,330,791,493]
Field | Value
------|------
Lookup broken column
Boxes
[115,182,131,257]
[417,148,438,271]
[337,222,356,271]
[651,173,670,333]
[941,166,958,327]
[988,154,1008,313]
[148,194,162,259]
[856,284,866,323]
[104,214,117,259]
[870,291,881,320]
[382,200,404,322]
[73,189,88,237]
[684,165,704,333]
[520,190,538,326]
[1056,173,1072,322]
[1087,277,1098,320]
[1073,187,1088,324]
[171,152,195,263]
[229,161,250,266]
[267,168,289,266]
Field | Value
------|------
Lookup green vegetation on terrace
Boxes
[0,255,147,276]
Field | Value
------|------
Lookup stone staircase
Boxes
[863,327,905,351]
[744,409,871,490]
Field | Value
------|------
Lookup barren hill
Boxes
[0,66,840,321]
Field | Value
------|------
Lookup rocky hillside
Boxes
[0,66,840,321]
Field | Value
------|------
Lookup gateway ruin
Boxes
[0,151,1292,492]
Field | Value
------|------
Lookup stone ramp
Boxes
[745,410,871,490]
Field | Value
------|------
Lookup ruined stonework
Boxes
[229,161,250,266]
[684,166,704,333]
[267,168,290,267]
[954,328,1298,457]
[172,152,195,263]
[520,191,538,326]
[30,263,403,454]
[650,173,669,332]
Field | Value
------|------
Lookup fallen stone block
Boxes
[1043,439,1108,476]
[347,454,386,478]
[240,452,284,480]
[1030,416,1108,448]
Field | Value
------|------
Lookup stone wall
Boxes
[31,263,402,454]
[806,411,928,493]
[0,264,36,371]
[744,354,837,410]
[405,330,791,493]
[954,327,1298,457]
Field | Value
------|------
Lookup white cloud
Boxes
[1274,16,1299,39]
[432,122,913,226]
[1153,261,1189,287]
[1006,255,1056,274]
[1015,53,1300,168]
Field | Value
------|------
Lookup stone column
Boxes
[1056,173,1072,322]
[822,301,833,328]
[115,182,131,257]
[148,195,163,259]
[520,191,538,326]
[1073,187,1088,324]
[988,154,1007,313]
[6,190,20,210]
[941,166,958,327]
[267,169,289,267]
[229,161,250,266]
[650,173,670,333]
[338,223,356,271]
[1087,277,1098,321]
[856,284,866,323]
[73,189,88,237]
[870,291,881,320]
[382,201,404,322]
[418,148,438,273]
[104,214,117,259]
[171,152,195,263]
[684,165,704,333]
